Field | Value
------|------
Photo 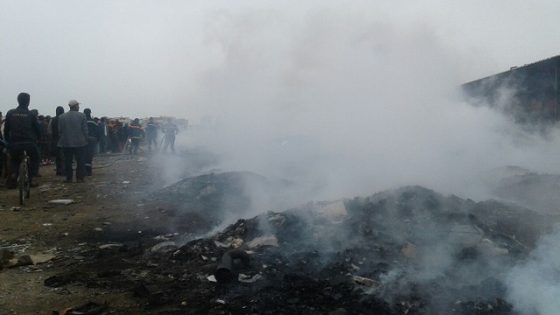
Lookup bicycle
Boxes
[17,150,31,205]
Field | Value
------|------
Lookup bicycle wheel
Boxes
[18,161,27,205]
[24,161,31,199]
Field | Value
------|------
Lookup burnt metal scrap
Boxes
[39,178,554,314]
[215,249,251,283]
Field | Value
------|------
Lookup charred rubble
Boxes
[144,171,297,234]
[40,180,557,314]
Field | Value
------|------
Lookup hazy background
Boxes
[0,0,559,118]
[3,0,560,201]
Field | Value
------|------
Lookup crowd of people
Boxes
[0,93,180,188]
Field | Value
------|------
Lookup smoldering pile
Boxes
[170,186,539,314]
[43,182,556,314]
[143,171,300,234]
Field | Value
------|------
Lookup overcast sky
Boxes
[0,0,559,119]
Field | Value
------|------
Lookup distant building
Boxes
[463,55,560,124]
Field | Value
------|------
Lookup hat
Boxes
[68,100,80,107]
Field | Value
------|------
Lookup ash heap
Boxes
[37,171,556,315]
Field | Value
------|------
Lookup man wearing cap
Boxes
[57,100,88,183]
[3,93,41,188]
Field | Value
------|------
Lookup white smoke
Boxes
[173,6,560,203]
[507,228,560,315]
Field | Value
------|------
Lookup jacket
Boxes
[49,107,65,143]
[128,124,145,139]
[4,106,41,144]
[145,122,158,137]
[58,110,88,148]
[86,118,100,142]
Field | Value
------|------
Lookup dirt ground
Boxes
[0,153,185,315]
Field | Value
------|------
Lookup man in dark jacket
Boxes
[145,117,158,152]
[3,93,41,188]
[128,118,144,155]
[83,108,99,176]
[49,106,65,176]
[58,100,88,182]
[162,118,178,153]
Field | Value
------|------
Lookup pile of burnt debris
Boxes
[44,185,556,314]
[144,171,297,232]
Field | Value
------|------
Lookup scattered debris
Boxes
[53,301,108,315]
[98,243,124,250]
[29,253,56,264]
[238,273,263,283]
[246,235,279,248]
[10,255,33,268]
[48,199,74,205]
[150,241,177,253]
[213,237,244,249]
[352,275,380,288]
[215,249,251,283]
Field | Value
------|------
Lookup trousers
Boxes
[63,146,86,180]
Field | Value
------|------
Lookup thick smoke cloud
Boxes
[180,6,560,202]
[165,11,560,314]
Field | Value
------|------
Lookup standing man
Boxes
[3,93,41,188]
[127,118,144,155]
[98,117,108,154]
[58,100,88,183]
[28,109,41,177]
[162,118,178,153]
[49,106,65,176]
[145,117,158,152]
[83,108,99,176]
[37,115,50,165]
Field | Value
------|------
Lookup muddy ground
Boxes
[0,153,202,314]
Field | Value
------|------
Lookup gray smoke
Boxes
[506,228,560,315]
[174,6,560,204]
